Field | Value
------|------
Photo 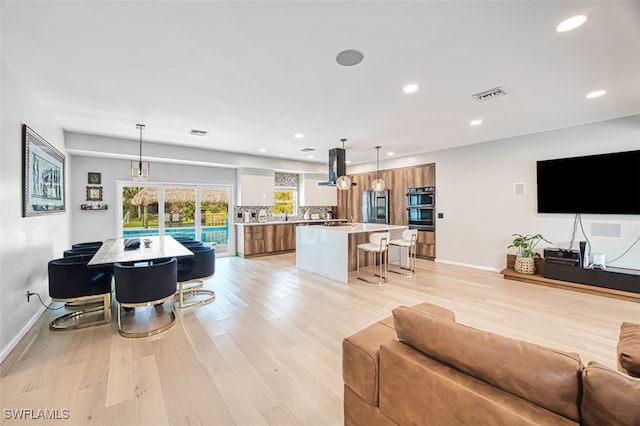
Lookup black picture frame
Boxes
[88,172,101,184]
[86,186,103,201]
[22,124,66,216]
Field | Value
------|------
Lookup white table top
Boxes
[87,235,193,266]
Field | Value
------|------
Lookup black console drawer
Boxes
[543,263,596,285]
[595,269,640,294]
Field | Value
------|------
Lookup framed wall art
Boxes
[22,124,66,216]
[88,172,101,184]
[86,186,103,201]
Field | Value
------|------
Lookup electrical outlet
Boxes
[26,291,33,302]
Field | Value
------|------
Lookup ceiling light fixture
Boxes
[259,148,267,152]
[585,89,606,99]
[294,133,304,139]
[470,119,483,126]
[336,49,364,67]
[387,152,394,156]
[336,138,352,191]
[403,84,419,94]
[131,123,149,181]
[556,15,588,32]
[371,146,385,192]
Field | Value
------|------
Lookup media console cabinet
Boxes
[501,255,640,302]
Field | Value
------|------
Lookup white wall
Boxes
[0,60,70,361]
[69,153,237,243]
[355,115,640,271]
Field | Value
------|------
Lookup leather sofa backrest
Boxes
[393,305,583,422]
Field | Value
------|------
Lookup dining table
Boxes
[87,235,193,266]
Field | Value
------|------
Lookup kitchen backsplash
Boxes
[234,206,335,222]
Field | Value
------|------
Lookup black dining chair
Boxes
[71,241,103,250]
[174,236,195,243]
[64,247,100,257]
[177,245,216,308]
[180,240,204,249]
[113,257,178,338]
[48,255,113,331]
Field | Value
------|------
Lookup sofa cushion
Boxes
[379,340,578,426]
[581,361,640,426]
[392,305,583,422]
[342,302,455,407]
[617,322,640,378]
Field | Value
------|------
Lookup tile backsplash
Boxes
[234,206,335,223]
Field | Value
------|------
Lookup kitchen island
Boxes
[296,223,407,283]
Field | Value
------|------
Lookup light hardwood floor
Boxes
[1,254,638,425]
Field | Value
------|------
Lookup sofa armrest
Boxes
[617,322,640,378]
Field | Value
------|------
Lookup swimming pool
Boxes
[123,226,228,244]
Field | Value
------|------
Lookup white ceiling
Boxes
[2,1,639,166]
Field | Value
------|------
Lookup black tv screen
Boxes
[536,150,640,215]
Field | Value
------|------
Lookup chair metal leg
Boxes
[50,293,111,331]
[177,275,216,309]
[117,295,176,338]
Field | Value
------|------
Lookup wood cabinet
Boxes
[237,169,275,206]
[405,164,435,188]
[416,230,435,259]
[239,223,297,257]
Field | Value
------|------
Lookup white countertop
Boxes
[304,223,407,234]
[236,219,347,226]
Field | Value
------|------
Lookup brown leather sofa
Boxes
[342,303,640,426]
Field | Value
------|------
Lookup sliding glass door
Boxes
[118,182,233,256]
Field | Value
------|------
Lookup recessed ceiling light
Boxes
[386,152,394,156]
[259,148,267,152]
[346,160,352,164]
[294,133,304,139]
[585,89,606,99]
[336,49,364,67]
[403,84,419,94]
[470,119,483,126]
[556,15,588,32]
[307,155,314,159]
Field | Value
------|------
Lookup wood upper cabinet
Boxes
[405,164,435,188]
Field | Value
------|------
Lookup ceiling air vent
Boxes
[301,148,315,153]
[472,86,507,101]
[188,129,209,136]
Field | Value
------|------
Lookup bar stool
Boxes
[389,229,418,276]
[357,232,390,284]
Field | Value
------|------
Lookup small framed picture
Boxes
[88,172,101,184]
[86,186,103,201]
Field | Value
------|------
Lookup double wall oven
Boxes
[406,187,435,230]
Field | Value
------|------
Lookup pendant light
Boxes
[336,138,352,190]
[131,123,149,181]
[371,146,385,191]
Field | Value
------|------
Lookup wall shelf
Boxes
[81,204,108,210]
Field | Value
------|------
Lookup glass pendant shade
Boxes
[371,146,385,191]
[371,178,385,192]
[336,175,351,190]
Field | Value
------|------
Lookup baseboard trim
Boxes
[0,305,47,364]
[434,258,501,273]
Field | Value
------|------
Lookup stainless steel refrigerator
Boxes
[363,190,389,224]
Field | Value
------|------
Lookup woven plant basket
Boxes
[514,256,536,275]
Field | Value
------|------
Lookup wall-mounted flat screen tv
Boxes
[537,150,640,215]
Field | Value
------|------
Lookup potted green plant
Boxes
[508,233,552,274]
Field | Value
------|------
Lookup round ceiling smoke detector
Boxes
[336,49,364,67]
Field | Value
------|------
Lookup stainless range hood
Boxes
[318,148,346,186]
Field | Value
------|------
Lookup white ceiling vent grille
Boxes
[472,86,507,101]
[301,147,315,152]
[188,128,209,136]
